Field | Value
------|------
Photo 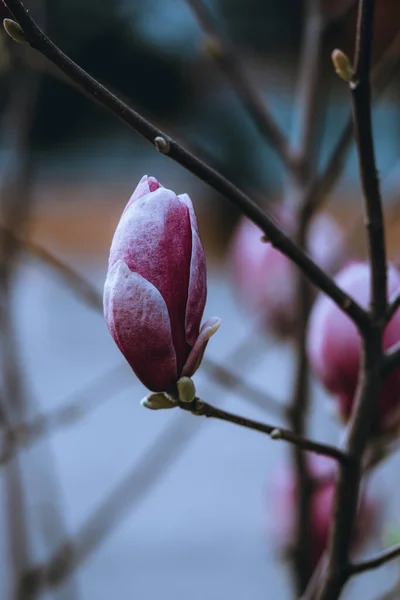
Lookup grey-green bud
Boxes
[177,377,196,404]
[3,19,26,43]
[141,392,177,411]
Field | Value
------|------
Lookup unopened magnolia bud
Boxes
[104,175,220,394]
[3,18,26,43]
[307,261,400,431]
[331,49,354,83]
[269,456,378,585]
[177,376,196,403]
[230,208,344,339]
[141,392,177,411]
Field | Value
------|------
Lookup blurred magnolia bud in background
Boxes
[269,455,378,585]
[307,261,400,431]
[104,175,220,394]
[229,206,344,338]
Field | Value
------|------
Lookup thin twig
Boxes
[349,543,400,575]
[285,0,326,592]
[184,0,300,178]
[182,398,349,463]
[0,27,41,600]
[19,412,200,592]
[18,311,270,591]
[387,289,400,323]
[201,356,284,417]
[351,0,387,317]
[2,0,370,329]
[0,364,133,466]
[301,28,400,221]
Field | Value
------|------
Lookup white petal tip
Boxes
[204,317,221,340]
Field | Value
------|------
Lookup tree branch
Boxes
[316,2,388,598]
[2,0,370,330]
[351,0,387,318]
[181,398,350,463]
[285,0,326,591]
[201,356,284,417]
[0,364,133,466]
[19,413,201,593]
[184,0,300,178]
[349,543,400,575]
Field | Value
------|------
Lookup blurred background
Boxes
[1,0,400,599]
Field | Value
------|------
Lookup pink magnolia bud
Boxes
[269,456,377,581]
[307,261,400,428]
[229,207,344,337]
[104,175,220,393]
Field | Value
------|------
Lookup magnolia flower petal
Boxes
[109,187,192,373]
[123,174,162,214]
[185,228,207,346]
[178,192,199,234]
[181,317,221,378]
[104,260,177,392]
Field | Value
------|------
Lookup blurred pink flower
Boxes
[229,207,344,337]
[104,175,219,393]
[307,261,400,428]
[270,455,377,582]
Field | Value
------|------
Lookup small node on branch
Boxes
[270,428,282,440]
[342,296,352,310]
[3,18,26,43]
[193,399,205,413]
[202,34,223,59]
[260,233,270,243]
[331,49,356,84]
[154,136,170,154]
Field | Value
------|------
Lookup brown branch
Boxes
[2,0,370,330]
[349,543,400,575]
[316,2,387,599]
[350,0,386,318]
[182,398,350,463]
[184,0,300,178]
